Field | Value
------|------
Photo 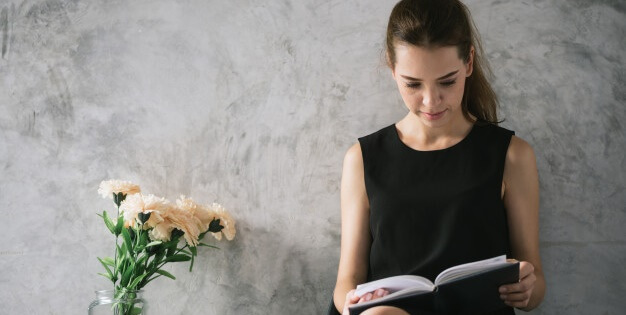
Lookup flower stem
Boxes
[155,243,189,271]
[114,202,120,290]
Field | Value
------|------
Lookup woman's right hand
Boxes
[342,289,390,314]
[342,290,360,314]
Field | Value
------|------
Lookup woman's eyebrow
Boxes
[400,70,459,81]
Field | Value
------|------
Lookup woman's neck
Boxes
[396,113,474,151]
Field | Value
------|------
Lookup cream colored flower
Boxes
[176,197,235,242]
[209,203,236,241]
[120,194,202,245]
[148,220,175,242]
[98,180,141,198]
[165,206,202,246]
[119,194,171,228]
[120,193,232,246]
[176,195,215,233]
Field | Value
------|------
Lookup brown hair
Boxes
[386,0,501,124]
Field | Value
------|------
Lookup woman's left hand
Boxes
[499,260,536,309]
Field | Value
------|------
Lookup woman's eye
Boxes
[440,80,456,87]
[405,82,421,89]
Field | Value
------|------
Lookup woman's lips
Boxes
[421,109,447,120]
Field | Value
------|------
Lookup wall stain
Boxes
[1,7,6,59]
[27,111,37,135]
[330,82,349,101]
[0,5,10,60]
[47,65,74,123]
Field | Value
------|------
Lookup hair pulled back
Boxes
[386,0,500,124]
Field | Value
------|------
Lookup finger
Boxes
[500,275,535,293]
[500,282,534,295]
[374,289,387,297]
[519,261,535,278]
[501,291,532,302]
[358,292,373,303]
[346,289,356,300]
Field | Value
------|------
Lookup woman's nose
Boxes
[422,87,441,107]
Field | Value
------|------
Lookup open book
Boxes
[349,255,519,315]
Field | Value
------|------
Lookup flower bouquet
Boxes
[89,180,235,315]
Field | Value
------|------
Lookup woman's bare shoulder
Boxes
[506,135,536,165]
[344,142,363,166]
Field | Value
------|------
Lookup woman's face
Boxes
[391,44,473,128]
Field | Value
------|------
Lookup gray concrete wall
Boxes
[0,0,624,314]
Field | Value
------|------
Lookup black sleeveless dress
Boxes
[357,123,515,315]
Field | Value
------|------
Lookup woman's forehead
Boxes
[394,44,464,78]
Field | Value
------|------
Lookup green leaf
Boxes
[115,244,124,275]
[115,215,124,236]
[97,257,114,280]
[165,241,177,257]
[152,250,165,267]
[117,243,126,263]
[131,306,143,315]
[198,230,208,240]
[189,254,195,272]
[121,264,133,287]
[155,269,176,280]
[164,254,191,263]
[100,256,115,267]
[128,228,136,242]
[145,241,162,248]
[189,246,197,256]
[97,272,112,280]
[102,211,116,234]
[121,228,133,255]
[128,273,147,289]
[198,243,220,249]
[135,231,148,253]
[137,255,148,270]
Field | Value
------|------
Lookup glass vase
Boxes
[88,290,146,315]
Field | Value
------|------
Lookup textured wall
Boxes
[0,0,623,314]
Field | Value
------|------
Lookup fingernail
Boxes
[499,287,507,293]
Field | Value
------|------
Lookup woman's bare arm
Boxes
[501,136,546,310]
[333,142,373,313]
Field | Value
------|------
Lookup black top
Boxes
[358,123,515,314]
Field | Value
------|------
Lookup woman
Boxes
[331,0,545,314]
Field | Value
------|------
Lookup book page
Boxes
[349,284,435,310]
[434,255,509,285]
[355,275,434,297]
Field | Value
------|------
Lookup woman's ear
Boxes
[466,46,475,77]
